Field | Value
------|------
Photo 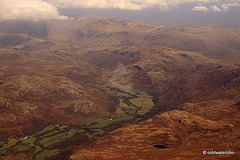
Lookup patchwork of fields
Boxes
[0,84,156,160]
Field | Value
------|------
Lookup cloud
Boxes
[111,1,145,10]
[210,5,222,11]
[46,0,146,10]
[46,0,221,11]
[221,3,240,11]
[191,6,209,11]
[1,0,240,21]
[192,2,240,12]
[0,0,68,21]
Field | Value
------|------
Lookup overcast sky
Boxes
[0,0,240,26]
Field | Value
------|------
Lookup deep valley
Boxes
[0,18,240,160]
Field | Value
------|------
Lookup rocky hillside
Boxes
[70,100,240,160]
[47,19,240,64]
[0,18,240,160]
[0,34,118,139]
[76,46,239,105]
[141,25,240,64]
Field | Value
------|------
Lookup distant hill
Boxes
[47,19,240,64]
[141,25,240,64]
[0,18,240,159]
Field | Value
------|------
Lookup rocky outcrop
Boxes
[71,106,240,160]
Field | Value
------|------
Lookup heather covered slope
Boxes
[141,25,240,64]
[76,45,239,105]
[47,19,240,64]
[70,46,240,160]
[0,18,240,160]
[0,35,118,139]
[47,19,156,47]
[70,82,240,159]
[71,106,240,160]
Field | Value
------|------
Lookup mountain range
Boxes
[0,18,239,160]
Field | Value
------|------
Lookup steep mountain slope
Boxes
[47,19,156,47]
[2,19,240,64]
[0,34,118,140]
[70,45,240,159]
[0,18,240,160]
[141,25,240,64]
[48,19,240,64]
[70,68,240,160]
[71,105,240,160]
[76,46,239,105]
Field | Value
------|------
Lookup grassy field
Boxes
[124,104,137,110]
[89,113,133,128]
[1,84,156,160]
[0,149,6,155]
[36,125,55,135]
[118,92,132,98]
[137,99,155,115]
[115,107,124,114]
[130,98,143,107]
[43,139,63,147]
[119,99,137,110]
[119,99,130,108]
[86,129,105,138]
[40,132,68,146]
[111,114,133,121]
[135,118,142,122]
[0,139,17,150]
[88,84,154,129]
[40,130,60,138]
[74,129,85,133]
[88,118,114,128]
[130,92,152,107]
[58,125,69,129]
[34,145,41,154]
[0,124,88,158]
[22,137,36,147]
[125,109,136,115]
[92,129,104,135]
[8,153,31,160]
[15,145,29,151]
[0,139,20,156]
[35,150,58,160]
